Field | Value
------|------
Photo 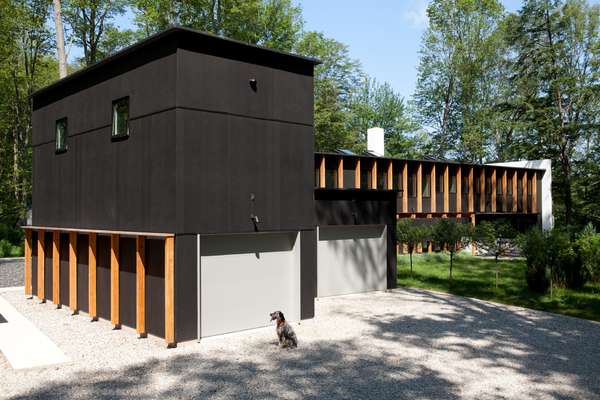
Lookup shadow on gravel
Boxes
[12,338,460,400]
[353,287,600,399]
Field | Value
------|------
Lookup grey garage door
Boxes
[200,232,301,338]
[317,225,387,297]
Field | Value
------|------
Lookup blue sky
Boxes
[76,1,599,100]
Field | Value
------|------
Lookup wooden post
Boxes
[522,170,528,213]
[491,168,497,213]
[337,157,344,189]
[427,214,433,252]
[37,230,45,301]
[165,236,175,347]
[136,236,146,338]
[319,155,325,189]
[24,229,32,296]
[512,170,518,212]
[456,166,462,213]
[355,159,361,189]
[416,162,422,213]
[371,160,377,189]
[53,231,60,307]
[532,171,538,213]
[431,164,437,213]
[444,165,449,213]
[470,214,476,256]
[69,232,78,313]
[468,167,474,213]
[502,169,507,212]
[480,168,486,212]
[386,160,393,190]
[88,233,97,321]
[402,162,408,212]
[110,234,120,328]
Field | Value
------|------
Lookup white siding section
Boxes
[200,232,300,338]
[317,225,387,297]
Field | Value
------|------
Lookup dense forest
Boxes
[0,0,598,255]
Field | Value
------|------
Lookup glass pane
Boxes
[112,98,129,137]
[55,119,67,151]
[422,174,430,197]
[449,175,456,193]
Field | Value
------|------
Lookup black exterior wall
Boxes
[174,234,197,342]
[300,229,317,319]
[315,189,398,290]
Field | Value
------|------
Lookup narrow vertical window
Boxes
[112,97,129,138]
[55,118,68,153]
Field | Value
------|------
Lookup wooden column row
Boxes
[24,229,175,347]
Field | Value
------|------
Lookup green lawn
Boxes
[397,252,600,322]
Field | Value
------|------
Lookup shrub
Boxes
[519,229,550,293]
[576,223,600,282]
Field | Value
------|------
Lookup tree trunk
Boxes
[52,0,68,78]
[409,251,413,276]
[449,252,453,280]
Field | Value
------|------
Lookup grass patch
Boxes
[398,252,600,322]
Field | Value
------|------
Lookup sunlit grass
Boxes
[397,251,600,322]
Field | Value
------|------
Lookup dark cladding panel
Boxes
[32,53,177,146]
[300,230,316,319]
[119,237,136,329]
[59,233,70,307]
[146,238,165,338]
[177,49,313,126]
[96,235,111,321]
[180,110,313,234]
[44,232,53,301]
[77,234,89,313]
[175,234,197,342]
[31,231,38,295]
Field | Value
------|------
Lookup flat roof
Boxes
[32,26,320,109]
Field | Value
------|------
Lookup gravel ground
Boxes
[1,287,599,400]
[0,258,23,288]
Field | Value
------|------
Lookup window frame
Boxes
[55,117,68,154]
[111,96,130,140]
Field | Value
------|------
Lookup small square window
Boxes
[112,97,129,138]
[55,118,68,153]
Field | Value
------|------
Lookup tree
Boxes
[396,219,431,275]
[432,219,471,280]
[62,0,128,66]
[473,220,516,287]
[502,0,600,226]
[51,0,67,78]
[349,77,418,157]
[294,31,364,152]
[412,0,505,162]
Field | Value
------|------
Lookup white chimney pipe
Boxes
[367,127,384,156]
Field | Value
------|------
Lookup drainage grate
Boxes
[0,313,6,323]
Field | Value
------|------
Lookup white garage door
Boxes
[200,232,300,338]
[317,225,387,297]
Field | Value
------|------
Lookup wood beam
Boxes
[165,236,175,347]
[319,155,325,189]
[522,170,528,213]
[69,232,78,313]
[468,167,474,213]
[24,229,32,296]
[480,168,486,212]
[416,162,422,213]
[136,236,146,338]
[502,169,507,212]
[53,231,60,307]
[470,214,476,255]
[355,159,361,189]
[402,162,408,212]
[386,161,393,190]
[512,170,518,212]
[337,157,344,189]
[491,168,497,213]
[532,171,538,213]
[371,160,377,189]
[456,166,462,213]
[444,165,449,213]
[110,234,120,328]
[88,233,97,321]
[431,164,437,213]
[37,230,45,301]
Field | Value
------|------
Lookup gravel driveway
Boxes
[1,287,599,400]
[0,258,23,288]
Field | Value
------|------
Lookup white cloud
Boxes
[404,0,429,29]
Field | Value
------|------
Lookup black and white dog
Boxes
[270,311,298,348]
